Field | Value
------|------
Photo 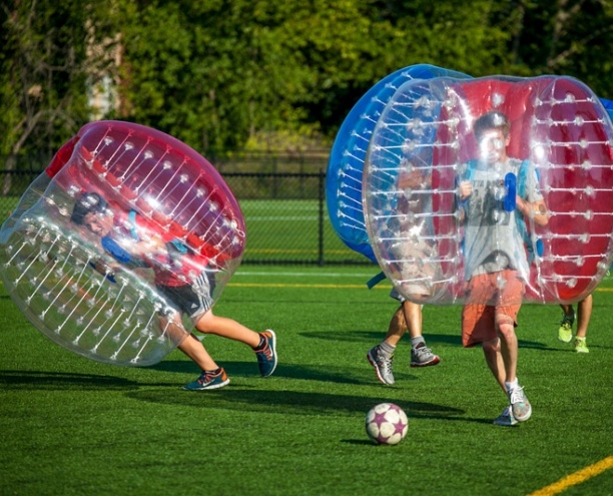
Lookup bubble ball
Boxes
[363,75,613,304]
[0,121,246,366]
[326,64,471,263]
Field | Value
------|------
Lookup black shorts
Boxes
[156,271,215,320]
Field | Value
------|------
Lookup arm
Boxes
[454,180,472,224]
[516,197,548,227]
[398,168,429,190]
[516,161,548,226]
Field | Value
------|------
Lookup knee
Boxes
[496,316,516,340]
[194,310,216,333]
[482,338,500,355]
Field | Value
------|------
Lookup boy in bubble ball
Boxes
[70,192,277,390]
[457,111,548,426]
[367,166,441,386]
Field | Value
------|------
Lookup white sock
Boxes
[505,379,519,392]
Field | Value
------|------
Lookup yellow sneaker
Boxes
[558,312,574,343]
[573,337,589,353]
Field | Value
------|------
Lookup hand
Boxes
[459,180,472,200]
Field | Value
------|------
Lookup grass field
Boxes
[1,265,612,495]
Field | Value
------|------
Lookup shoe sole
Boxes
[261,329,278,378]
[366,351,394,385]
[512,405,532,422]
[410,356,441,368]
[493,419,518,427]
[183,378,231,391]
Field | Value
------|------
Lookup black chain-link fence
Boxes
[0,154,370,266]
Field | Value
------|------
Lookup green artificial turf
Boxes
[1,266,612,496]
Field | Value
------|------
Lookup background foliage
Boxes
[2,0,613,159]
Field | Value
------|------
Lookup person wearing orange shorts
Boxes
[458,111,548,426]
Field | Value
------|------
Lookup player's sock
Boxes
[505,378,519,392]
[410,336,426,349]
[254,335,266,350]
[379,341,395,358]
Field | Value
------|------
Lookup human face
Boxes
[477,128,510,164]
[83,211,114,237]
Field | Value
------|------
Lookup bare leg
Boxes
[195,309,261,348]
[575,294,593,339]
[382,305,407,347]
[497,319,518,384]
[382,300,423,346]
[178,333,219,371]
[482,337,507,394]
[159,314,219,371]
[402,300,423,339]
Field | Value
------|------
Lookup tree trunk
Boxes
[2,154,17,197]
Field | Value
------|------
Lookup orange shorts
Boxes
[461,270,524,348]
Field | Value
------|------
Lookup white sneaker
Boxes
[509,386,532,422]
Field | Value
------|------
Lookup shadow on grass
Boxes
[299,330,554,351]
[0,370,140,390]
[299,330,464,346]
[126,387,479,423]
[152,360,421,385]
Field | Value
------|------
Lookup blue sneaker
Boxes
[254,330,277,377]
[493,405,518,426]
[183,368,230,391]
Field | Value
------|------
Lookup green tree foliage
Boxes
[509,0,613,98]
[115,0,402,152]
[0,0,118,158]
[2,0,612,161]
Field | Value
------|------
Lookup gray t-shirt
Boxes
[459,157,543,281]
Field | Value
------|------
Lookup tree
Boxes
[0,0,118,193]
[513,0,613,97]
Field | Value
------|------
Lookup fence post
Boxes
[318,169,325,267]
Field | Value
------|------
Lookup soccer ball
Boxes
[365,403,409,445]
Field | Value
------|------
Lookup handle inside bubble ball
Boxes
[101,236,132,264]
[504,172,516,212]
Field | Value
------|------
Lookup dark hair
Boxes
[473,111,510,141]
[70,192,109,225]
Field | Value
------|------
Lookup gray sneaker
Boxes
[410,343,440,367]
[493,405,518,426]
[367,346,395,385]
[509,385,532,422]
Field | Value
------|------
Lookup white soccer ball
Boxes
[365,403,409,445]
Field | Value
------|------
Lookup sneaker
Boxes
[366,345,395,385]
[508,385,532,422]
[410,343,440,367]
[558,311,574,343]
[183,368,230,391]
[254,330,277,377]
[493,405,518,426]
[574,337,589,353]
